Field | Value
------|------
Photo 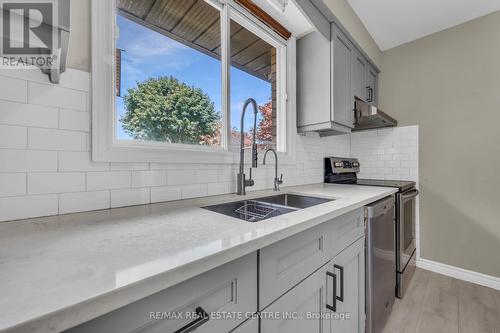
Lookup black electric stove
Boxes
[323,156,415,192]
[354,179,415,192]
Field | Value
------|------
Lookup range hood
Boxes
[353,97,397,131]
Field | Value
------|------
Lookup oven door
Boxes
[396,188,419,272]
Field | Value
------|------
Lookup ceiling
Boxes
[346,0,500,50]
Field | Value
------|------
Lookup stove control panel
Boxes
[325,157,360,175]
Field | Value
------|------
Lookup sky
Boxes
[115,15,272,141]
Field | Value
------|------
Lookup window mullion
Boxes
[221,3,231,151]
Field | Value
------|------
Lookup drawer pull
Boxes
[326,271,337,312]
[173,307,209,333]
[334,264,344,302]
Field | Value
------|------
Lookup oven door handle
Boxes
[401,189,419,200]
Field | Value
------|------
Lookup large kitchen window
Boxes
[91,0,292,163]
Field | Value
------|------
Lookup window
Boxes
[230,19,277,151]
[92,0,293,163]
[115,0,222,147]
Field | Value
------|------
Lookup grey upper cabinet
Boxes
[351,49,368,102]
[297,26,355,135]
[366,65,378,106]
[331,24,354,128]
[352,50,379,106]
[297,23,380,136]
[297,30,331,129]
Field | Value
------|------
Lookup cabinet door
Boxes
[351,50,368,102]
[330,238,365,333]
[331,25,354,128]
[261,265,330,333]
[366,65,378,106]
[259,222,331,309]
[297,31,331,128]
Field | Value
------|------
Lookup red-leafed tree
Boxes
[200,99,273,147]
[256,100,273,143]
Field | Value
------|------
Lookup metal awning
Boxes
[117,0,274,82]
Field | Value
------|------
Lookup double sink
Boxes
[203,194,334,223]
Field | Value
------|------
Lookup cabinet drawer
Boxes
[259,208,365,309]
[328,208,365,258]
[67,253,257,333]
[259,223,331,309]
[260,263,329,333]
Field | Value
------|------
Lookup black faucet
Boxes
[237,98,259,195]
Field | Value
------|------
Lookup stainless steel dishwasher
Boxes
[365,196,396,333]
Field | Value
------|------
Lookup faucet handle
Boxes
[279,174,283,184]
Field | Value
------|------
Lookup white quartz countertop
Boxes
[0,183,397,333]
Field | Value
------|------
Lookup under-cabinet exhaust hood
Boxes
[353,97,397,131]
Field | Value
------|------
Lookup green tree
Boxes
[121,76,220,144]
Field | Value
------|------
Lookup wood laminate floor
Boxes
[383,269,500,333]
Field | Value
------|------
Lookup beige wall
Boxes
[65,0,381,72]
[322,0,381,67]
[380,11,500,278]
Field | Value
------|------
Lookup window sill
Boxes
[92,139,296,165]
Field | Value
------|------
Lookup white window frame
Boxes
[91,0,296,164]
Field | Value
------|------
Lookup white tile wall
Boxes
[0,68,416,222]
[351,126,419,181]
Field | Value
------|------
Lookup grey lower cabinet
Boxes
[260,237,365,333]
[66,253,257,333]
[330,237,365,333]
[260,264,330,333]
[66,209,366,333]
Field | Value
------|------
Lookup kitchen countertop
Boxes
[0,183,397,333]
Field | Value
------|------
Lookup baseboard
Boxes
[417,258,500,291]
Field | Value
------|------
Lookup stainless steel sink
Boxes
[254,193,333,209]
[202,194,334,223]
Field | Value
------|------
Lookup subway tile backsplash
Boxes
[0,69,418,222]
[351,126,419,181]
[0,69,352,222]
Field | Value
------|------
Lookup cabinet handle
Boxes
[326,271,337,312]
[334,264,344,302]
[366,87,373,102]
[173,307,209,333]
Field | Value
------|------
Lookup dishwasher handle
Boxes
[401,189,419,201]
